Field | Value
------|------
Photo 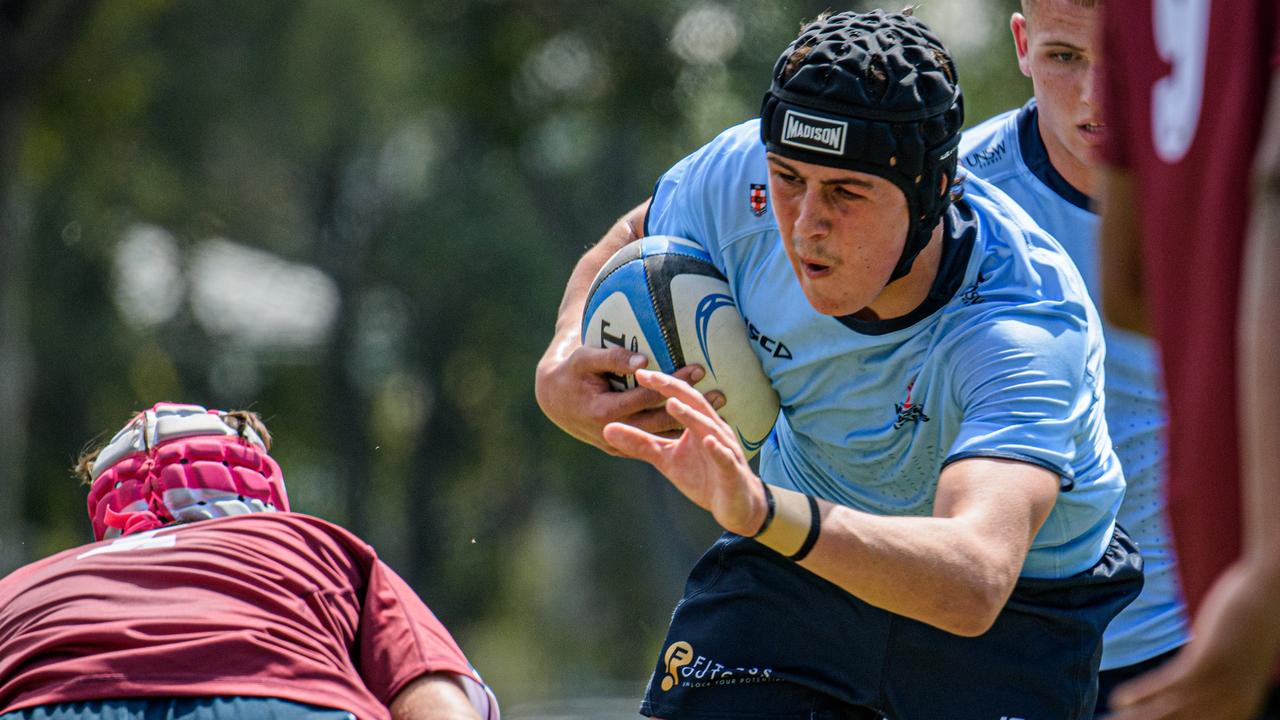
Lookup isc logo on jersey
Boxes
[581,236,780,457]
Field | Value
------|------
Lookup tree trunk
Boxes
[314,145,374,538]
[0,0,99,570]
[0,93,34,573]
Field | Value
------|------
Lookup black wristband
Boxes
[751,479,776,537]
[788,495,821,562]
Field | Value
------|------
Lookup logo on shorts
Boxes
[893,381,930,430]
[781,110,847,156]
[661,641,694,691]
[659,640,776,692]
[749,183,768,216]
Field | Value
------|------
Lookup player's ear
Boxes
[1011,13,1032,77]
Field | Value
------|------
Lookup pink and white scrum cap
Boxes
[86,402,289,541]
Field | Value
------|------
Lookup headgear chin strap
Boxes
[86,403,289,541]
[760,9,964,282]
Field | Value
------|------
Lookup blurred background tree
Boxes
[0,0,1028,714]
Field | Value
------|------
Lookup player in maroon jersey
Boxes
[1098,0,1280,718]
[0,403,498,720]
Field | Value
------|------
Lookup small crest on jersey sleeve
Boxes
[749,183,768,216]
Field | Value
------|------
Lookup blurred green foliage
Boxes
[0,0,1028,710]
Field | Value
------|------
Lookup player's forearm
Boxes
[389,673,483,720]
[1239,72,1280,584]
[1240,218,1280,586]
[798,502,1026,637]
[1098,167,1149,334]
[753,460,1054,637]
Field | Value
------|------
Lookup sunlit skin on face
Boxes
[1012,0,1103,197]
[767,153,940,319]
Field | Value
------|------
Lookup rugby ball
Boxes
[581,236,780,457]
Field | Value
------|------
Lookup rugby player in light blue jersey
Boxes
[959,1,1188,714]
[536,10,1141,719]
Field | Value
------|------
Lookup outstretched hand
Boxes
[1108,561,1280,720]
[603,369,765,536]
[535,344,712,457]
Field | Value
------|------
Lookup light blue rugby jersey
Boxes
[645,118,1124,580]
[961,100,1188,669]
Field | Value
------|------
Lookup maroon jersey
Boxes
[0,514,495,720]
[1100,1,1279,614]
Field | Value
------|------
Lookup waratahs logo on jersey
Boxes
[659,640,777,692]
[749,183,768,216]
[781,109,847,156]
[893,380,930,430]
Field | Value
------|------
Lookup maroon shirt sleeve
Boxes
[357,559,479,704]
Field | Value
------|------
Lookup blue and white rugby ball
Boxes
[581,236,779,457]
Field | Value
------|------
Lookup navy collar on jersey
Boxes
[836,197,977,335]
[1017,99,1092,212]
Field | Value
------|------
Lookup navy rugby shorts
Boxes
[641,526,1143,720]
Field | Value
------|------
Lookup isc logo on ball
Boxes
[581,236,780,457]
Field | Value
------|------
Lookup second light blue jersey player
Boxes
[646,118,1125,580]
[961,100,1188,668]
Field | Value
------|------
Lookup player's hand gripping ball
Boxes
[581,236,780,457]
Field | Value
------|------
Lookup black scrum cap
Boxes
[761,10,964,281]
